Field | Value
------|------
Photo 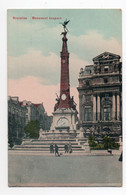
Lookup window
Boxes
[85,95,90,102]
[85,108,92,121]
[105,93,109,97]
[104,66,109,72]
[86,80,90,86]
[104,78,108,83]
[104,107,111,121]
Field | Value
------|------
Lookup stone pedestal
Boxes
[50,108,77,131]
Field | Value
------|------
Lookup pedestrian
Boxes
[64,144,68,153]
[50,143,54,153]
[119,152,122,161]
[55,144,59,156]
[68,143,72,153]
[107,148,112,155]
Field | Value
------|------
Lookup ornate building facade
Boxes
[77,52,122,137]
[8,97,28,141]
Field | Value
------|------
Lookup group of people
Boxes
[50,143,59,156]
[64,143,72,153]
[50,143,72,156]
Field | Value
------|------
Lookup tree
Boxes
[88,135,97,147]
[103,135,119,149]
[8,137,14,148]
[8,136,22,148]
[24,120,40,139]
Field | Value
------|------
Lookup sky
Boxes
[8,9,122,115]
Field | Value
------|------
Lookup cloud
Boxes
[69,30,122,62]
[8,49,60,85]
[8,16,122,61]
[8,48,89,87]
[8,30,122,87]
[69,53,90,86]
[8,76,79,115]
[8,76,59,115]
[8,31,122,115]
[8,18,62,56]
[8,27,122,90]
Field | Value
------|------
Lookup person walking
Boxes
[64,144,68,153]
[119,152,122,161]
[50,143,54,153]
[68,142,72,153]
[55,144,59,156]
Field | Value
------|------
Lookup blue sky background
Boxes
[8,9,122,114]
[8,9,122,86]
[8,9,121,55]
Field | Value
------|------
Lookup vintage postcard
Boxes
[8,9,122,187]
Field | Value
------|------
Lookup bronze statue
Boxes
[60,19,70,32]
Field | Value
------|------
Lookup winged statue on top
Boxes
[60,19,70,32]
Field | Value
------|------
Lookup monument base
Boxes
[50,108,78,131]
[39,129,77,140]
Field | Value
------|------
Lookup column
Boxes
[112,93,116,120]
[97,94,100,121]
[117,94,120,120]
[79,94,83,121]
[93,95,96,121]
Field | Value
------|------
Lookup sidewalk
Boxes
[8,149,121,156]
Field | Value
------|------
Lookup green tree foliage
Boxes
[88,135,97,147]
[8,136,22,148]
[103,135,119,149]
[24,120,40,139]
[8,137,14,148]
[88,135,119,150]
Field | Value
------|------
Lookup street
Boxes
[8,153,122,187]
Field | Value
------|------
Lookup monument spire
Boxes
[51,19,78,131]
[58,31,70,109]
[54,19,76,111]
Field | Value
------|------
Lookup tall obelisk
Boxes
[58,31,70,109]
[50,20,78,132]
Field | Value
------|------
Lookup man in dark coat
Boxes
[55,144,59,156]
[64,144,68,153]
[50,143,54,153]
[68,143,72,153]
[119,152,122,161]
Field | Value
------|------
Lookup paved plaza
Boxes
[8,152,122,187]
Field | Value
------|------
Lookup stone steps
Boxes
[14,136,88,153]
[31,138,76,142]
[23,142,78,145]
[14,148,85,153]
[14,145,82,149]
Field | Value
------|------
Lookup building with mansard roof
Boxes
[77,52,122,137]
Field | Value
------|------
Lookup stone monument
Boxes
[50,20,78,135]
